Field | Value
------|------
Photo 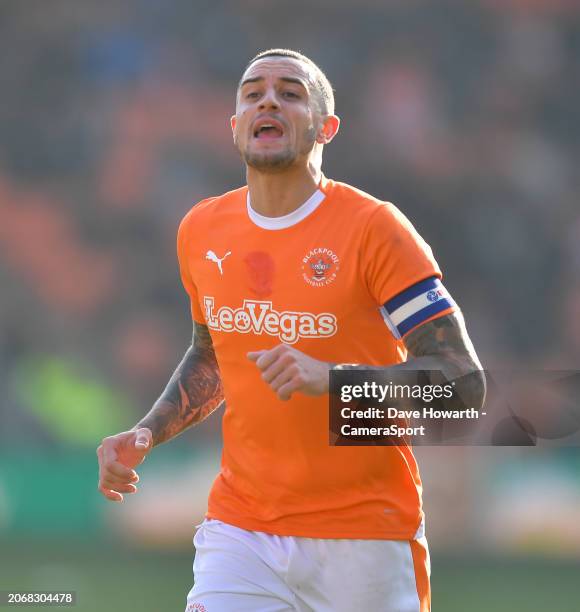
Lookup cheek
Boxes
[236,111,251,134]
[299,111,316,133]
[298,115,317,141]
[233,117,246,142]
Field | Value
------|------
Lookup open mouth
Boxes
[253,119,285,140]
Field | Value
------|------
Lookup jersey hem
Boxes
[205,510,423,541]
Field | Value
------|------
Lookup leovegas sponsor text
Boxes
[204,297,337,344]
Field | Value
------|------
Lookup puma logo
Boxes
[205,250,231,275]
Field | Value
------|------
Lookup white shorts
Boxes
[185,519,430,612]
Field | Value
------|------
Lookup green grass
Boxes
[433,556,579,612]
[1,539,578,611]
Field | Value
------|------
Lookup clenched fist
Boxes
[247,344,331,401]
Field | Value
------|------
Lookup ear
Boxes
[315,115,340,145]
[230,115,238,144]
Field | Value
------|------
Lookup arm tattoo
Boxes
[135,322,224,446]
[403,312,486,411]
[335,312,486,411]
[404,312,482,376]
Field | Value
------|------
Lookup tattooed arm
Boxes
[97,321,223,501]
[334,311,486,411]
[135,321,224,446]
[248,311,485,411]
[398,311,485,410]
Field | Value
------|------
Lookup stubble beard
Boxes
[240,125,317,173]
[243,147,296,172]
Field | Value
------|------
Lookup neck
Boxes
[246,161,322,217]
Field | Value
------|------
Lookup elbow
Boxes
[471,367,487,412]
[453,365,486,413]
[442,351,486,412]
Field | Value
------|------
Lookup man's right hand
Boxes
[97,428,152,502]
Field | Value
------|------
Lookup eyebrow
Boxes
[240,76,308,89]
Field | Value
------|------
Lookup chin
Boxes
[244,149,296,171]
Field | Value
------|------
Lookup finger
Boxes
[98,444,129,481]
[255,350,281,371]
[101,440,118,466]
[260,356,289,384]
[277,379,301,401]
[134,428,152,450]
[101,480,137,494]
[247,350,266,362]
[269,368,295,393]
[106,461,138,481]
[101,470,139,485]
[98,485,123,502]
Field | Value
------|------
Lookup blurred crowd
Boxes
[1,0,580,448]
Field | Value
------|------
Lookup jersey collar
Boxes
[246,187,326,230]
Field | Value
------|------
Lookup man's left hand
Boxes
[247,345,331,401]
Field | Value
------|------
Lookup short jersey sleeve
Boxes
[362,202,442,306]
[177,214,205,324]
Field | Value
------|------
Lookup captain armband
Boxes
[380,276,457,339]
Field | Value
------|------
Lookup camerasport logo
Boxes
[203,296,337,344]
[302,247,340,287]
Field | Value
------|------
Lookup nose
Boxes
[258,88,280,111]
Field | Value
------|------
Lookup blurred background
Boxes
[1,0,579,610]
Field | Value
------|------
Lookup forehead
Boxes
[240,57,316,88]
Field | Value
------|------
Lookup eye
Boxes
[283,91,300,99]
[245,91,260,99]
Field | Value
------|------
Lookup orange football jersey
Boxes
[177,176,453,539]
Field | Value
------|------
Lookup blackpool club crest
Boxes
[302,247,340,287]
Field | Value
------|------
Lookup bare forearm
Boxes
[135,325,224,446]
